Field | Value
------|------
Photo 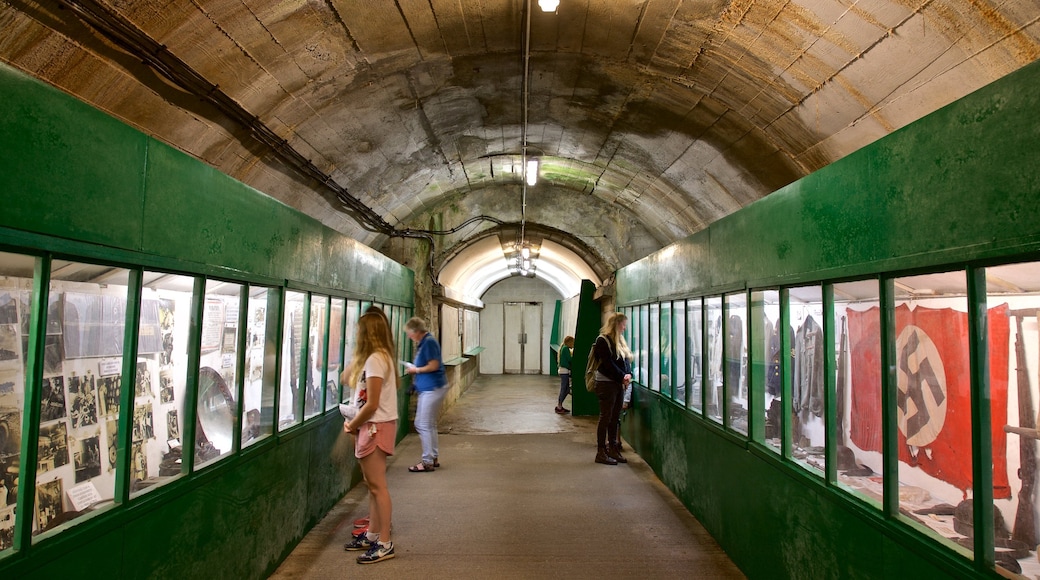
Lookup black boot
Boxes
[607,443,628,464]
[595,447,618,465]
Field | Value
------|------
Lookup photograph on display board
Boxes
[35,479,63,532]
[0,407,19,506]
[0,369,16,405]
[68,373,98,430]
[135,361,152,397]
[0,325,18,365]
[159,370,174,404]
[166,409,180,440]
[130,441,146,485]
[159,299,175,366]
[97,375,120,417]
[105,419,118,471]
[73,434,102,483]
[37,421,69,473]
[0,292,16,325]
[132,403,154,442]
[0,506,14,550]
[39,376,66,422]
[43,335,63,377]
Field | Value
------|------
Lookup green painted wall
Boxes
[614,58,1040,579]
[0,63,413,578]
[617,59,1040,304]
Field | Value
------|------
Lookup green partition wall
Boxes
[0,63,414,579]
[614,59,1040,580]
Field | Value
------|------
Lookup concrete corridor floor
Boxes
[269,374,745,579]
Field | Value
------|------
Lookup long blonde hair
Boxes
[600,312,632,360]
[344,312,396,387]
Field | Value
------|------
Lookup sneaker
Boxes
[555,406,570,414]
[343,534,375,551]
[357,541,395,564]
[353,516,370,528]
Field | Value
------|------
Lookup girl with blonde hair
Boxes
[341,312,398,564]
[591,312,633,465]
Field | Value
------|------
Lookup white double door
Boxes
[503,301,541,374]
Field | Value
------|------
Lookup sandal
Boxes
[433,458,440,468]
[408,462,435,472]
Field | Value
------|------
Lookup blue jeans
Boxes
[558,373,571,406]
[415,386,448,464]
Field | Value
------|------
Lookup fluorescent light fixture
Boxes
[526,158,539,186]
[521,246,531,259]
[539,0,560,12]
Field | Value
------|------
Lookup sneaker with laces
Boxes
[357,541,395,564]
[343,534,375,551]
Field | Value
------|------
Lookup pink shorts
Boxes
[355,420,397,459]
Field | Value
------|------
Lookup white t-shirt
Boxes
[352,352,398,423]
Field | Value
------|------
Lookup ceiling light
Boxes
[521,246,531,259]
[539,0,560,12]
[526,158,539,186]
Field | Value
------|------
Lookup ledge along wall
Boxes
[0,63,414,579]
[614,59,1040,580]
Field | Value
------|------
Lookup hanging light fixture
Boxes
[538,0,560,12]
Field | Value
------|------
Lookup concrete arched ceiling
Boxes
[2,0,1038,294]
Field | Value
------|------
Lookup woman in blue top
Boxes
[404,317,448,472]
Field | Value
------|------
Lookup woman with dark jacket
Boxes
[592,313,632,465]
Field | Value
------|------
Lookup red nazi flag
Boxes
[848,304,1010,499]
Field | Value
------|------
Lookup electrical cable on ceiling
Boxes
[55,0,509,280]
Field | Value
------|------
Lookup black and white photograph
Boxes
[0,325,19,366]
[0,369,16,406]
[159,370,174,404]
[130,441,146,485]
[132,403,154,442]
[166,409,180,440]
[105,419,118,471]
[97,375,120,417]
[158,299,175,366]
[73,435,102,483]
[34,479,63,532]
[43,335,63,377]
[135,361,152,398]
[0,292,17,325]
[37,421,69,473]
[39,376,66,422]
[68,372,98,430]
[0,407,19,506]
[0,506,14,551]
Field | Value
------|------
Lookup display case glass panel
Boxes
[687,298,703,415]
[751,290,782,453]
[630,307,641,386]
[278,291,307,430]
[985,262,1040,575]
[892,271,979,553]
[34,261,129,537]
[242,286,273,447]
[303,295,327,420]
[638,305,648,386]
[832,280,883,508]
[130,272,194,499]
[705,296,723,424]
[0,252,36,550]
[342,301,360,399]
[649,303,660,392]
[193,280,242,470]
[789,285,825,476]
[325,298,345,409]
[672,300,686,405]
[726,292,748,435]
